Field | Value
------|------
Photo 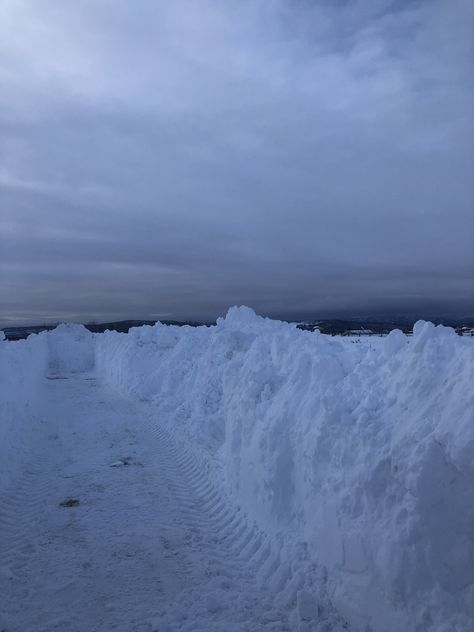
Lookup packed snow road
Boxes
[0,369,338,632]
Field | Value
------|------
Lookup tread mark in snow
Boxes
[0,373,349,632]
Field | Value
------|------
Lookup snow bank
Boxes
[0,333,48,490]
[47,323,94,374]
[0,324,94,491]
[95,307,474,631]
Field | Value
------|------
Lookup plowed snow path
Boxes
[0,375,276,631]
[1,372,347,632]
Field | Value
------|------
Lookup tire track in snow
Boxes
[128,418,285,631]
[132,400,350,632]
[0,422,57,606]
[0,372,350,632]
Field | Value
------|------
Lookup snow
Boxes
[1,307,473,631]
[0,332,48,490]
[46,323,95,375]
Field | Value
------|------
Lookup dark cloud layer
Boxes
[1,0,473,324]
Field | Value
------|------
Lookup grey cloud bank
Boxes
[1,0,473,324]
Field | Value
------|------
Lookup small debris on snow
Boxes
[109,457,131,467]
[109,456,143,467]
[59,498,80,508]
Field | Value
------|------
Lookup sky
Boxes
[1,0,473,325]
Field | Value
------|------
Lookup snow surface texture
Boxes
[0,324,93,490]
[0,332,48,490]
[96,308,474,632]
[1,309,473,631]
[47,323,95,375]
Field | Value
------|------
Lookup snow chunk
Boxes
[384,328,407,355]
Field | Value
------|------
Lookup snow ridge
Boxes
[96,307,474,632]
[1,309,473,631]
[0,332,48,490]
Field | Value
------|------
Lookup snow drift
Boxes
[0,324,94,490]
[95,307,474,632]
[1,309,473,630]
[0,331,48,490]
[47,323,94,374]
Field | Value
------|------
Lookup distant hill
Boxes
[3,316,474,341]
[294,317,474,336]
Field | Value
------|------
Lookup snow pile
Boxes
[95,307,474,631]
[0,324,93,491]
[47,323,95,374]
[3,312,471,629]
[0,333,48,490]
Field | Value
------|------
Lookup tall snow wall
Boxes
[0,324,94,491]
[0,332,48,490]
[47,323,95,374]
[96,307,474,631]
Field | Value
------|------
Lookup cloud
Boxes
[1,0,473,323]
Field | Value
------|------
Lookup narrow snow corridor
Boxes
[0,369,339,632]
[2,315,472,631]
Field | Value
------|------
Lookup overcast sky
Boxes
[1,0,473,325]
